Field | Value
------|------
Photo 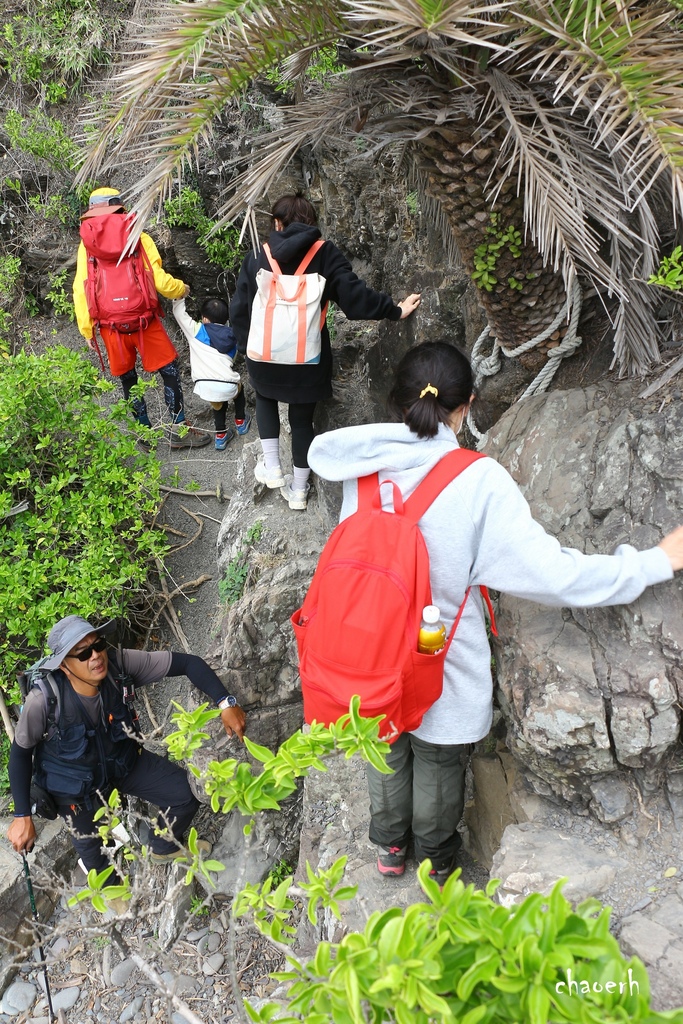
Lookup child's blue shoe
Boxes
[235,413,252,436]
[215,427,236,451]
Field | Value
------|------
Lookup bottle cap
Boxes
[422,605,440,624]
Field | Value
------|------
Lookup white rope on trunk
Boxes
[467,279,583,446]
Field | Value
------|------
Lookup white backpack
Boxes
[246,240,328,365]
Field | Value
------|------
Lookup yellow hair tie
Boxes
[419,383,439,399]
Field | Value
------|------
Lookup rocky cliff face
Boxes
[485,382,683,821]
[208,145,683,846]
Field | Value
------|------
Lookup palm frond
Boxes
[342,0,511,51]
[76,0,683,373]
[77,0,342,204]
[510,0,683,209]
[482,65,670,372]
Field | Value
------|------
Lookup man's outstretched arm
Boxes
[7,741,37,852]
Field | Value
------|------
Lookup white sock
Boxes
[293,466,311,493]
[261,438,281,472]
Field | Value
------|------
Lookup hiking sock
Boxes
[293,466,311,493]
[261,438,281,472]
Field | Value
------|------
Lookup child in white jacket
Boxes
[173,297,251,450]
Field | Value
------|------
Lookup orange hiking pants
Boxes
[99,316,178,377]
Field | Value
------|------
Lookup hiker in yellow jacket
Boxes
[73,186,209,449]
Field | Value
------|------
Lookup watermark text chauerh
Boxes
[556,968,639,997]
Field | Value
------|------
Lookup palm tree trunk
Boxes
[417,127,571,367]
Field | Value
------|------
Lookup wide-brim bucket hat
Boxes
[80,186,125,219]
[43,615,116,670]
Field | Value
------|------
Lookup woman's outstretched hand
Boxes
[398,293,421,319]
[658,525,683,571]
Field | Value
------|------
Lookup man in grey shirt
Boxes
[7,615,245,872]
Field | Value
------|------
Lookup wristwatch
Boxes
[218,695,237,710]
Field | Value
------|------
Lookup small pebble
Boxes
[51,988,80,1012]
[625,896,653,915]
[202,953,225,976]
[186,928,209,942]
[160,974,197,994]
[48,937,70,958]
[110,960,136,987]
[102,945,112,987]
[119,996,144,1022]
[1,981,38,1014]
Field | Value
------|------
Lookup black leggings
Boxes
[212,386,246,431]
[119,360,184,421]
[255,392,316,468]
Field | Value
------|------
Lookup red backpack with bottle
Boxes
[79,212,161,332]
[292,449,496,742]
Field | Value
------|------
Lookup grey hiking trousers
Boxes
[366,732,470,872]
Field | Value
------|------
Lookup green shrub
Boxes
[46,269,75,319]
[266,45,345,91]
[0,312,12,356]
[0,731,9,796]
[163,187,245,270]
[256,867,680,1024]
[0,347,167,706]
[0,255,22,357]
[0,255,21,303]
[167,698,683,1024]
[649,246,683,291]
[218,520,264,605]
[3,109,76,172]
[0,0,128,90]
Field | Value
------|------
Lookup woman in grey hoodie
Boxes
[307,341,683,885]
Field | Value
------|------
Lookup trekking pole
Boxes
[21,853,55,1023]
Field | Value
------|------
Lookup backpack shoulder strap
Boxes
[262,243,281,275]
[294,239,325,275]
[404,449,486,523]
[357,472,379,511]
[31,671,61,736]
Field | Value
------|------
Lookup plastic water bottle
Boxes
[418,605,447,654]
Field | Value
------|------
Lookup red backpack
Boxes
[79,213,161,332]
[292,449,497,742]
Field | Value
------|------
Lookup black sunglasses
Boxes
[68,637,108,662]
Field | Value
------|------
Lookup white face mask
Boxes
[449,408,468,435]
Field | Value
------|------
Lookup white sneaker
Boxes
[280,474,309,510]
[254,459,285,488]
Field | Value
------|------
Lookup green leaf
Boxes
[244,737,275,763]
[456,952,501,1001]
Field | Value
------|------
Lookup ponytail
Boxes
[387,342,474,438]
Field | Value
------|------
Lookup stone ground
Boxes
[0,879,286,1024]
[2,317,683,1018]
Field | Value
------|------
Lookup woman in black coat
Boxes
[230,194,420,510]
